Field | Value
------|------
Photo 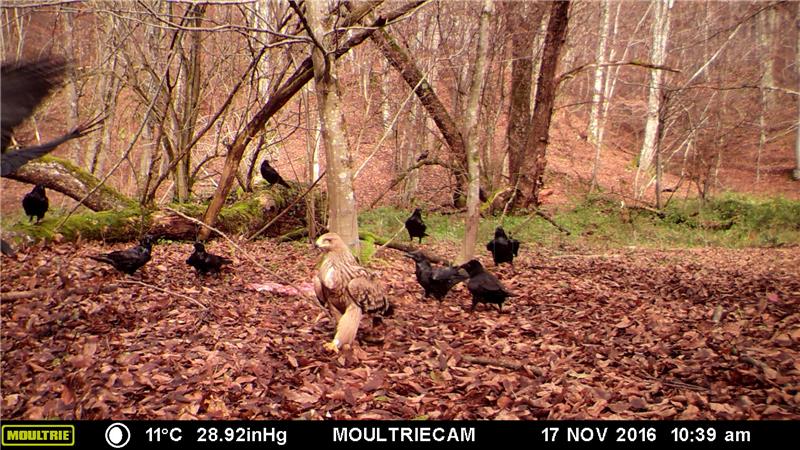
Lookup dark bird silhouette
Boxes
[88,236,155,275]
[22,184,49,223]
[404,251,468,301]
[405,208,429,243]
[260,159,290,188]
[1,58,102,177]
[1,239,15,256]
[485,226,520,265]
[186,242,232,275]
[460,259,516,312]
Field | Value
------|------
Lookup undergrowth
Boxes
[359,193,800,250]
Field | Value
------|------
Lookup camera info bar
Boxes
[0,420,788,449]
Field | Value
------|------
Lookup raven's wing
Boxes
[1,58,66,150]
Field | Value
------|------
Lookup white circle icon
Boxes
[105,423,131,448]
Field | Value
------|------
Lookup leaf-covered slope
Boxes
[1,242,798,419]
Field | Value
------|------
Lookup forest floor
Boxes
[2,239,798,420]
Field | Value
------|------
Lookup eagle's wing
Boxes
[345,271,389,315]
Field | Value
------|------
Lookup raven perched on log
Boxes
[404,208,429,243]
[260,159,290,188]
[186,242,232,275]
[1,57,101,177]
[486,226,520,265]
[404,251,468,301]
[313,232,393,353]
[22,184,49,223]
[88,236,155,275]
[460,259,516,312]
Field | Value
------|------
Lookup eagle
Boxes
[313,232,392,353]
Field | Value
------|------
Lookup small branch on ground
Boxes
[362,232,451,265]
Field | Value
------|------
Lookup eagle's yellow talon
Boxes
[323,341,339,353]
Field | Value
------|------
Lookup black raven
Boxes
[404,208,429,243]
[404,251,468,301]
[260,160,290,188]
[1,58,101,177]
[486,226,520,265]
[460,259,516,312]
[22,184,49,223]
[1,240,15,256]
[186,242,232,275]
[88,236,155,275]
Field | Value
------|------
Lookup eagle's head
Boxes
[315,232,347,252]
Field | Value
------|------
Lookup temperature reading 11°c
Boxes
[146,427,183,442]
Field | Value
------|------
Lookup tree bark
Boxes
[515,0,570,209]
[197,1,424,240]
[306,0,359,250]
[460,0,493,264]
[505,1,539,198]
[6,157,135,211]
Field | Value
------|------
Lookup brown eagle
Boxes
[313,232,392,352]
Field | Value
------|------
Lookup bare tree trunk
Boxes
[307,0,359,250]
[515,0,570,209]
[756,7,773,183]
[61,8,82,167]
[505,1,537,197]
[459,0,493,263]
[635,0,672,200]
[89,11,122,176]
[174,3,205,201]
[795,2,800,181]
[588,0,611,191]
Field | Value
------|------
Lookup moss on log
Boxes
[5,183,324,245]
[6,156,136,211]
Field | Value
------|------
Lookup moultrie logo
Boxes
[1,424,75,446]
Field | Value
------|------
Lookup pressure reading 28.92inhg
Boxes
[197,427,287,445]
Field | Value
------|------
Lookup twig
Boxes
[373,222,408,256]
[549,254,624,259]
[118,280,207,310]
[247,170,326,241]
[461,354,523,371]
[639,372,708,392]
[0,284,121,302]
[533,209,571,235]
[542,303,579,313]
[368,158,452,209]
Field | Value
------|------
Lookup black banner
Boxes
[0,420,790,449]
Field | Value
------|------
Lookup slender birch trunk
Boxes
[635,0,672,200]
[460,0,493,264]
[588,0,611,191]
